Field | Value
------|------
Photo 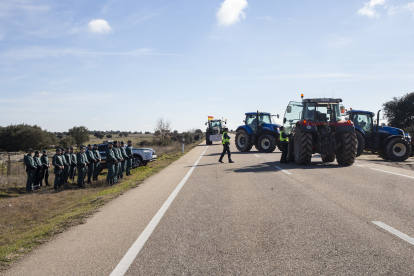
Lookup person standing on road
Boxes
[63,147,71,183]
[24,148,37,193]
[219,128,234,163]
[77,146,89,188]
[125,140,133,176]
[40,149,50,187]
[93,144,101,181]
[279,126,289,163]
[113,141,122,182]
[60,147,69,186]
[86,144,96,184]
[52,148,64,190]
[69,147,77,181]
[119,141,128,179]
[33,150,43,189]
[106,142,117,185]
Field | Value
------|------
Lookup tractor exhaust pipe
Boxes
[376,110,381,136]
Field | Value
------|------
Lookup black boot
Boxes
[229,160,234,163]
[218,159,223,163]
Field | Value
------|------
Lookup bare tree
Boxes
[154,118,172,140]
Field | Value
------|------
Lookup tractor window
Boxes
[259,115,271,125]
[352,113,373,137]
[303,103,341,122]
[283,102,303,135]
[246,114,258,132]
[211,121,221,128]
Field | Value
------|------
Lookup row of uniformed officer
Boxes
[24,149,51,192]
[105,140,133,185]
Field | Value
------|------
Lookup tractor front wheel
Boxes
[293,126,312,165]
[384,138,411,161]
[235,130,253,152]
[356,131,365,157]
[336,132,357,166]
[257,134,277,153]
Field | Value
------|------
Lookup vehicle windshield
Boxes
[211,121,221,128]
[303,103,341,122]
[283,102,303,135]
[258,114,271,124]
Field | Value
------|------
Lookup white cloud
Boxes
[389,2,414,18]
[88,19,112,34]
[357,0,386,18]
[216,0,248,26]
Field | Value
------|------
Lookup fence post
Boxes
[182,138,185,153]
[7,155,11,176]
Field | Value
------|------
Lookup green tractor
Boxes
[205,119,226,145]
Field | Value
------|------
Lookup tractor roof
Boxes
[209,119,222,122]
[303,98,342,103]
[245,112,271,115]
[347,110,374,114]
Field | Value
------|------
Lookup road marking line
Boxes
[371,168,414,180]
[274,166,292,175]
[372,221,414,246]
[110,146,209,276]
[255,154,260,157]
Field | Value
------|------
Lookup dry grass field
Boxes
[0,139,202,271]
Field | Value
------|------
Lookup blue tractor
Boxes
[347,110,411,161]
[235,111,282,153]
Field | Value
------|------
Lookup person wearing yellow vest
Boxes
[280,126,289,163]
[219,128,234,163]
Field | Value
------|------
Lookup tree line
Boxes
[383,91,414,135]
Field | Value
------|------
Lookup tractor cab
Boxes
[244,112,275,133]
[205,119,226,145]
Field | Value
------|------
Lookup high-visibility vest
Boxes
[222,132,230,144]
[280,131,288,142]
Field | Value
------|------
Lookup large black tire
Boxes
[384,138,411,161]
[321,154,336,162]
[378,149,389,160]
[293,127,312,165]
[235,130,253,152]
[206,134,210,145]
[356,131,365,157]
[336,132,357,166]
[257,134,277,153]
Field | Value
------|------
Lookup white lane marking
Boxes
[372,221,414,246]
[274,166,292,175]
[255,154,260,157]
[110,146,209,276]
[370,168,414,180]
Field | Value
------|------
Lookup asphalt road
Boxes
[5,142,414,275]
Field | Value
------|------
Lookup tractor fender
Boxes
[381,135,404,147]
[260,129,279,138]
[236,125,253,134]
[354,126,366,137]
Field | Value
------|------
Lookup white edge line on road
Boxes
[255,154,260,157]
[274,166,292,175]
[371,168,414,180]
[372,221,414,246]
[110,146,209,276]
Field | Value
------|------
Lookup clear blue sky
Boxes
[1,0,413,132]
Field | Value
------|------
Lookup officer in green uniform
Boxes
[33,150,43,189]
[93,144,101,181]
[24,148,37,193]
[77,146,89,188]
[86,144,96,183]
[125,140,133,176]
[63,147,71,183]
[60,147,69,186]
[279,126,289,163]
[52,148,64,190]
[119,141,128,179]
[69,147,77,181]
[40,149,50,187]
[219,128,234,163]
[113,141,122,181]
[105,142,117,185]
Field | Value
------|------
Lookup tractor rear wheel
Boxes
[356,131,365,157]
[321,154,336,162]
[287,139,295,162]
[384,138,411,161]
[336,132,357,166]
[257,134,277,153]
[235,129,253,152]
[293,127,312,165]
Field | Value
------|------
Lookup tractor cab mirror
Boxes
[283,117,287,124]
[205,122,207,125]
[277,114,280,119]
[340,105,345,113]
[286,106,292,113]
